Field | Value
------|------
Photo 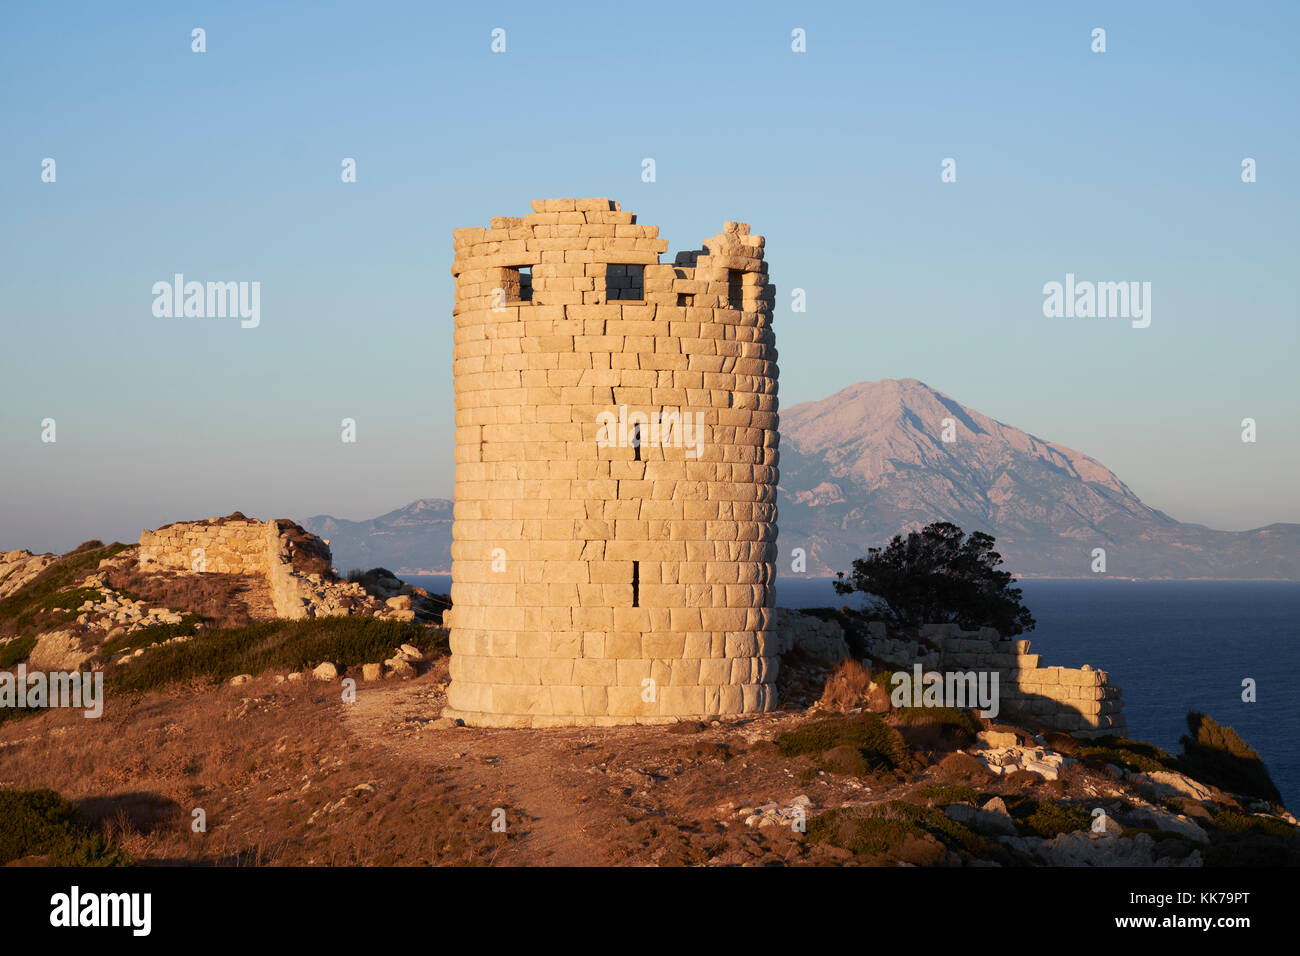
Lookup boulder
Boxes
[1124,805,1210,844]
[386,595,412,611]
[27,630,95,672]
[978,730,1019,749]
[386,659,417,680]
[229,674,253,686]
[361,663,383,682]
[311,662,339,681]
[944,802,1017,836]
[1129,770,1216,803]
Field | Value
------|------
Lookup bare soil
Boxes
[0,656,1200,867]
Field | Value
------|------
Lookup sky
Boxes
[2,1,1297,553]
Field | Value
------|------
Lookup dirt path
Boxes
[338,674,835,865]
[341,677,620,864]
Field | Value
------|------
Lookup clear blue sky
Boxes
[2,1,1296,553]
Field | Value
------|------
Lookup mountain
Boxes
[779,378,1300,579]
[302,499,453,574]
[301,379,1300,580]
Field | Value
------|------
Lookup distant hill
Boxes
[301,379,1300,580]
[302,499,453,574]
[778,378,1300,579]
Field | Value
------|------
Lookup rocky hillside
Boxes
[2,608,1295,867]
[0,522,448,676]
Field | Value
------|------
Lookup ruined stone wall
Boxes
[138,518,336,620]
[139,519,270,575]
[444,198,780,727]
[866,622,1126,738]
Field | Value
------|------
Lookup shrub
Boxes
[882,799,999,857]
[1076,736,1178,775]
[1177,712,1282,805]
[38,587,104,614]
[1024,802,1091,838]
[100,616,203,658]
[776,713,910,778]
[0,789,132,866]
[1001,795,1091,838]
[0,634,38,669]
[913,784,980,807]
[807,800,1000,864]
[817,659,873,712]
[894,706,982,748]
[109,616,448,695]
[806,808,937,863]
[1203,809,1300,866]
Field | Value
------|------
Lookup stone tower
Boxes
[442,198,779,727]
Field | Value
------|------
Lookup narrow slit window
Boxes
[631,561,640,607]
[631,422,641,461]
[517,265,532,302]
[727,269,744,309]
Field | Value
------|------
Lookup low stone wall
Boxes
[138,517,336,620]
[864,621,1126,739]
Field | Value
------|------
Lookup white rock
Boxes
[311,662,339,681]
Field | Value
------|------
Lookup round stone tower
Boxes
[442,198,779,727]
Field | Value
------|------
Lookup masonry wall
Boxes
[138,518,334,620]
[444,198,780,727]
[867,622,1126,738]
[139,519,270,575]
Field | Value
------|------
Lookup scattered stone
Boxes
[740,799,814,829]
[1001,830,1202,867]
[229,674,253,686]
[1129,769,1216,803]
[361,663,383,682]
[311,662,339,681]
[386,659,417,680]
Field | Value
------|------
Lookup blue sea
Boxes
[406,574,1300,808]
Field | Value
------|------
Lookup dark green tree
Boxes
[833,521,1035,636]
[1177,712,1282,805]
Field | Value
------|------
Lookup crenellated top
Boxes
[450,198,774,321]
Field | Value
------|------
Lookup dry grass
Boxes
[102,566,271,627]
[818,659,890,713]
[0,676,509,865]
